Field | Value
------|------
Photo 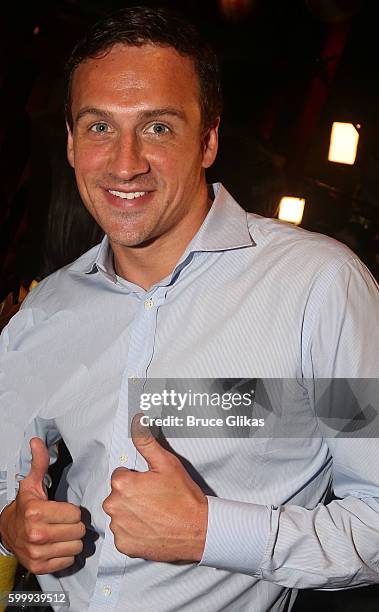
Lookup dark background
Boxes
[1,1,378,608]
[1,0,378,298]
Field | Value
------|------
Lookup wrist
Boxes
[192,497,208,562]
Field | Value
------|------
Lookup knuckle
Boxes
[28,546,41,562]
[79,522,86,538]
[24,503,42,522]
[102,498,113,514]
[25,525,34,541]
[25,527,44,544]
[111,475,120,490]
[111,469,127,489]
[114,535,133,556]
[29,560,45,574]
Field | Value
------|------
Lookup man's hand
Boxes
[102,415,208,562]
[0,438,85,574]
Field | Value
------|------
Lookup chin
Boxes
[108,230,150,248]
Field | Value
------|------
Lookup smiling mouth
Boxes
[108,190,147,200]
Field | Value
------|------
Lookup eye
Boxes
[90,122,110,133]
[146,123,170,136]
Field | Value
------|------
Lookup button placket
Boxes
[89,288,166,611]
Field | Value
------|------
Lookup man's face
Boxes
[67,43,219,249]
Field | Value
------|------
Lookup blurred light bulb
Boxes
[278,197,305,225]
[328,122,359,165]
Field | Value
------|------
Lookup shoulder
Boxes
[0,243,103,349]
[246,213,358,278]
[22,243,102,310]
[245,213,378,328]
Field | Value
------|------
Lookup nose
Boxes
[107,133,150,180]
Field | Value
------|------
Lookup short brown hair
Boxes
[64,6,222,131]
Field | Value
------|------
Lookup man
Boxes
[0,6,378,612]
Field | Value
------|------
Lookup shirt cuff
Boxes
[198,496,270,575]
[0,540,13,556]
[0,502,14,556]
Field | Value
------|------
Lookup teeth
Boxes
[109,190,147,200]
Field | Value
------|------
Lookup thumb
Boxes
[21,437,50,498]
[131,413,168,470]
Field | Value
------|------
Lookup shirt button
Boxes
[102,586,112,597]
[144,297,154,309]
[129,375,139,384]
[119,454,128,464]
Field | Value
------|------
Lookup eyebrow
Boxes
[75,106,186,124]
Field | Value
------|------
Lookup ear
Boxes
[66,121,75,168]
[201,117,220,169]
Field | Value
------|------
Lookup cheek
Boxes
[152,150,200,186]
[72,159,99,210]
[74,144,109,178]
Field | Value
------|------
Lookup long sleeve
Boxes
[0,296,62,511]
[0,417,61,556]
[200,257,379,588]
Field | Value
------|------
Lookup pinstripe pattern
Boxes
[0,184,378,611]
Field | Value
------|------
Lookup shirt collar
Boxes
[65,233,115,278]
[188,183,255,253]
[84,234,115,278]
[71,182,255,278]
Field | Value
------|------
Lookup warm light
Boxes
[218,0,254,18]
[33,25,40,35]
[328,122,359,165]
[278,197,305,225]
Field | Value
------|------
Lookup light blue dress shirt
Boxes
[0,184,378,612]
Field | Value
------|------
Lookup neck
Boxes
[111,190,211,291]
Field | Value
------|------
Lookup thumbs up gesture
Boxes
[102,415,208,562]
[0,438,85,574]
